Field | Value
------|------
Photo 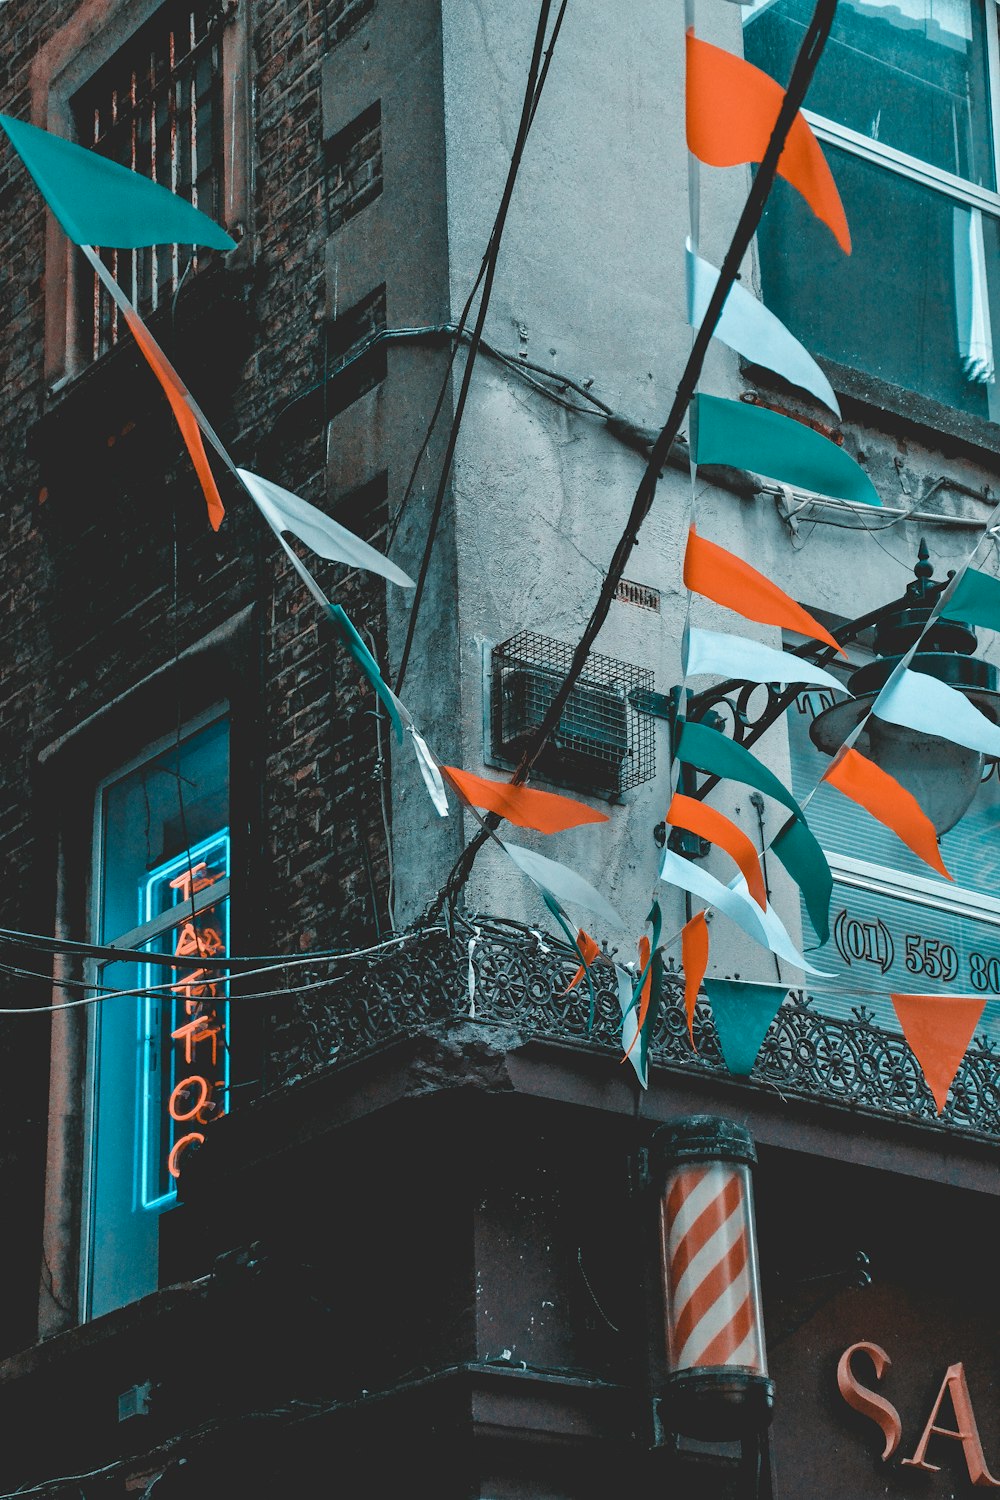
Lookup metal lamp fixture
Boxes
[659,541,1000,847]
[652,1116,774,1443]
[809,541,1000,834]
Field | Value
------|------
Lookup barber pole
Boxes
[662,1160,766,1374]
[652,1117,774,1441]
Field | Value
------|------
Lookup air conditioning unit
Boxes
[497,665,629,794]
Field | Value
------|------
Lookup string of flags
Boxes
[665,13,1000,1117]
[3,13,1000,1123]
[0,109,617,1019]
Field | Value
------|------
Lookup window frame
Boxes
[832,849,1000,928]
[35,606,261,1337]
[27,0,251,391]
[743,0,1000,428]
[746,0,1000,214]
[80,702,230,1321]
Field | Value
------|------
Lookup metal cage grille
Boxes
[72,0,229,363]
[491,631,655,797]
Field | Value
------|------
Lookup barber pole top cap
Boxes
[652,1115,757,1176]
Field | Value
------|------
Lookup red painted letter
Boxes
[837,1342,902,1462]
[902,1362,1000,1488]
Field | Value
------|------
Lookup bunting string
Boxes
[7,23,1000,1111]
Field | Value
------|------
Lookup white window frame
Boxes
[745,0,1000,219]
[832,849,1000,928]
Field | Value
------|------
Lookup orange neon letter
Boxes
[836,1342,902,1462]
[167,1131,205,1179]
[170,968,219,1013]
[171,1015,223,1065]
[169,1075,211,1123]
[902,1362,1000,1487]
[172,922,225,961]
[169,863,216,900]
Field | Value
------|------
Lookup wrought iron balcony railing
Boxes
[270,919,1000,1141]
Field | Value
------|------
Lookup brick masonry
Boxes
[0,0,393,1355]
[325,100,382,234]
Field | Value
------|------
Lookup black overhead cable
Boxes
[436,0,843,915]
[393,0,566,694]
[386,0,569,564]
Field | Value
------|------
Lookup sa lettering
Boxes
[838,1342,1000,1488]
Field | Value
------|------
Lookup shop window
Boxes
[787,684,1000,1038]
[744,0,1000,420]
[83,710,229,1321]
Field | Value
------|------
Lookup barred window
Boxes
[71,0,229,363]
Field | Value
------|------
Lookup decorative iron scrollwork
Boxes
[270,920,1000,1141]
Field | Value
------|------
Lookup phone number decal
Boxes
[833,908,1000,992]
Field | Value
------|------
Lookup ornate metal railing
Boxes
[269,919,1000,1140]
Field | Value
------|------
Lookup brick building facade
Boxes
[4,1,1000,1496]
[0,0,401,1352]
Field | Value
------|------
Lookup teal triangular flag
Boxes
[705,978,788,1076]
[691,394,881,508]
[639,949,665,1080]
[677,721,805,824]
[771,815,832,945]
[325,603,404,742]
[0,113,236,250]
[541,892,598,1031]
[939,566,1000,635]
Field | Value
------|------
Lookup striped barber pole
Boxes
[659,1160,766,1375]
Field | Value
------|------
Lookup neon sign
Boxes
[141,832,230,1210]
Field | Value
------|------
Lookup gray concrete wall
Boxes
[390,0,1000,989]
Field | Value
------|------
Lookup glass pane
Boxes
[787,690,1000,1037]
[744,0,995,188]
[98,716,229,944]
[70,0,224,358]
[755,146,1000,417]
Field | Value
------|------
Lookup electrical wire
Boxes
[0,913,928,1020]
[434,0,844,916]
[393,0,564,694]
[0,926,456,1013]
[0,967,357,1016]
[0,922,439,974]
[383,0,571,570]
[360,621,397,930]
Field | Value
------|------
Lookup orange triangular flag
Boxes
[686,31,850,254]
[441,766,608,834]
[667,794,766,910]
[890,994,985,1114]
[636,935,653,1038]
[823,747,951,881]
[682,910,709,1048]
[561,929,601,994]
[684,527,845,656]
[122,305,225,531]
[621,934,654,1066]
